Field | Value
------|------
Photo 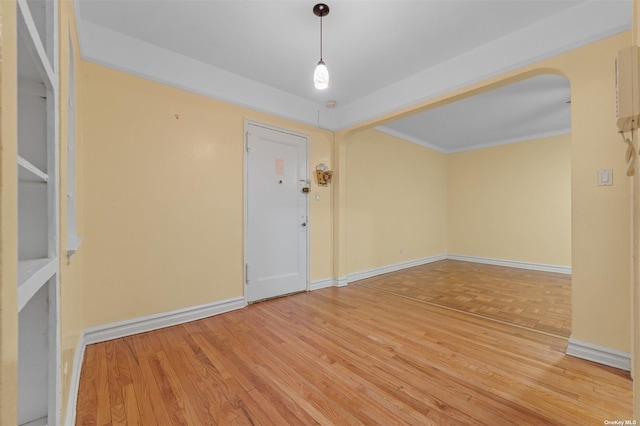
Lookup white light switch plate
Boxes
[598,169,613,186]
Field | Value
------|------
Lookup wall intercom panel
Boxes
[616,46,640,133]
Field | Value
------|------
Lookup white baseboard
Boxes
[310,277,347,289]
[336,277,349,287]
[314,254,570,291]
[64,336,86,426]
[84,296,247,345]
[346,254,448,284]
[566,337,631,371]
[65,296,247,425]
[309,278,336,291]
[447,254,571,275]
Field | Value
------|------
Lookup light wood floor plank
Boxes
[126,334,176,426]
[277,287,560,425]
[183,333,270,425]
[75,342,99,425]
[104,341,126,426]
[113,340,144,426]
[355,260,572,337]
[76,262,632,425]
[245,316,390,425]
[94,344,113,426]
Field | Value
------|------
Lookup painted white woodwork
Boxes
[16,0,60,423]
[17,87,47,173]
[66,37,80,257]
[83,296,247,345]
[18,283,51,425]
[18,258,57,313]
[18,156,48,182]
[17,0,55,90]
[22,417,48,426]
[245,122,309,303]
[18,181,48,260]
[344,255,449,285]
[63,337,85,426]
[75,19,331,129]
[446,254,571,275]
[17,76,46,97]
[567,337,631,371]
[308,278,337,291]
[329,254,570,291]
[25,0,47,61]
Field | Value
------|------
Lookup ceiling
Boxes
[75,0,630,150]
[378,74,571,153]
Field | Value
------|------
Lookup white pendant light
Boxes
[313,3,330,90]
[314,60,329,90]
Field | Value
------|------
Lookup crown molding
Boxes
[336,0,630,130]
[76,1,630,132]
[75,18,338,130]
[375,126,447,153]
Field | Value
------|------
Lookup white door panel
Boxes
[245,123,308,302]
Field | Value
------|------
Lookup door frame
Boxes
[243,119,310,302]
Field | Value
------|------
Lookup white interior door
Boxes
[245,122,309,303]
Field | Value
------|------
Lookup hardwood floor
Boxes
[76,263,632,425]
[354,260,572,337]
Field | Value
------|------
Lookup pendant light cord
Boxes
[319,14,323,61]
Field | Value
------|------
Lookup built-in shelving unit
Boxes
[16,0,60,424]
[18,156,49,182]
[18,258,57,312]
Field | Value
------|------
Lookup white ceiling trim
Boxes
[75,1,629,132]
[337,0,630,130]
[75,17,337,129]
[376,126,571,154]
[375,127,447,154]
[445,128,572,154]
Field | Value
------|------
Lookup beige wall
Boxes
[345,129,447,274]
[80,62,334,328]
[343,130,571,275]
[565,35,631,351]
[0,1,20,424]
[447,134,571,266]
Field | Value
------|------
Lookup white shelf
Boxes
[21,416,47,426]
[17,0,56,91]
[18,155,48,182]
[18,77,46,98]
[18,258,57,312]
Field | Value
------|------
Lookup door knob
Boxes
[301,222,307,227]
